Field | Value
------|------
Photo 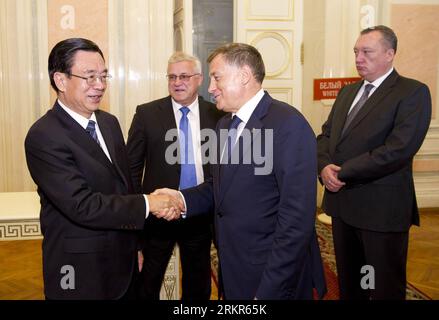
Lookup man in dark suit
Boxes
[127,52,223,300]
[317,25,432,300]
[155,43,326,300]
[24,38,179,299]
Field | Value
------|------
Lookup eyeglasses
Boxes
[166,74,200,82]
[69,73,112,86]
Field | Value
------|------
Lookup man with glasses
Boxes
[127,52,223,300]
[25,38,180,299]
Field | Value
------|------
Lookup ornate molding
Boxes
[245,0,294,21]
[249,31,292,79]
[0,219,42,240]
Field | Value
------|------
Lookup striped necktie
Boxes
[342,84,374,136]
[86,120,100,146]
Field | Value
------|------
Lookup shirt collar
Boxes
[172,96,199,118]
[365,67,394,88]
[57,99,97,130]
[233,88,265,124]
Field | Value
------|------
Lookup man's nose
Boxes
[93,77,106,90]
[208,80,216,93]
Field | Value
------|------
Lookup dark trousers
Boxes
[121,256,146,300]
[331,217,409,300]
[140,219,212,300]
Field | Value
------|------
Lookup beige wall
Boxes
[47,0,110,110]
[0,0,173,192]
[390,3,439,207]
[302,0,439,207]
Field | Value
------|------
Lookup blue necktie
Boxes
[179,107,197,189]
[226,115,242,162]
[86,120,100,146]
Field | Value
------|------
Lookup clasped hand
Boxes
[321,164,346,192]
[147,188,185,221]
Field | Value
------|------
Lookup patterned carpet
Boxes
[316,220,430,300]
[210,219,431,300]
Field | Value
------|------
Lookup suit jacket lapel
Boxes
[332,81,363,144]
[199,97,215,179]
[339,70,399,142]
[217,92,271,208]
[158,96,178,132]
[54,104,125,189]
[95,111,130,189]
[54,103,113,169]
[214,113,232,204]
[157,96,180,179]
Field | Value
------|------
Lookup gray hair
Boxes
[168,51,202,73]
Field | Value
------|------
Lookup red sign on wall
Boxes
[313,77,361,100]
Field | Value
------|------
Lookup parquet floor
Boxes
[1,208,438,300]
[406,208,439,299]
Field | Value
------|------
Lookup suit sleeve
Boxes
[25,127,146,230]
[127,106,147,193]
[338,84,432,183]
[316,86,347,175]
[181,176,215,217]
[256,116,317,299]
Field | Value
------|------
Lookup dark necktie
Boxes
[226,115,242,162]
[86,120,100,146]
[342,83,374,136]
[179,107,197,189]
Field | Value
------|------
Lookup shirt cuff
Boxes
[143,194,149,219]
[178,191,187,219]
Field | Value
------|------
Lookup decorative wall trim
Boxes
[0,219,42,240]
[245,0,294,21]
[160,246,180,300]
[264,87,293,103]
[249,31,292,78]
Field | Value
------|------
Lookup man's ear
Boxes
[53,72,66,92]
[386,48,395,62]
[240,65,252,86]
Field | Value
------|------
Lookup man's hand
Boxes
[147,193,184,221]
[138,250,144,272]
[152,188,186,219]
[321,164,346,192]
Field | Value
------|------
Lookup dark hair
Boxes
[207,43,265,83]
[361,25,398,53]
[48,38,104,92]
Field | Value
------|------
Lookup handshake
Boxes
[147,188,185,221]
